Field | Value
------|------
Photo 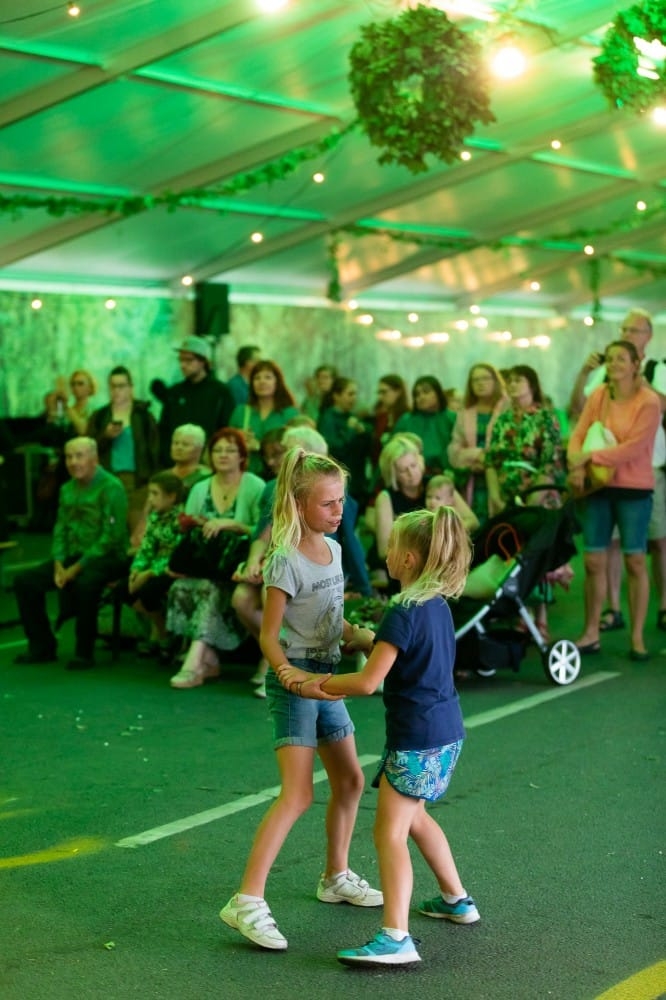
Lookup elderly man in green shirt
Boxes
[14,437,129,670]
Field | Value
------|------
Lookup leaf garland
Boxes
[0,122,357,221]
[348,5,495,173]
[593,0,666,111]
[326,199,666,301]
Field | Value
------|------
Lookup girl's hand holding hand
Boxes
[343,625,374,654]
[299,674,342,701]
[275,664,309,688]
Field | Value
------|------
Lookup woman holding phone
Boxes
[87,366,160,529]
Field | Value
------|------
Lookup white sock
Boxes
[236,892,263,903]
[442,889,467,904]
[382,927,409,941]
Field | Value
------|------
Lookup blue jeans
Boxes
[580,490,653,554]
[266,657,355,749]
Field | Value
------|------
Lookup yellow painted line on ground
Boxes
[594,960,666,1000]
[116,670,619,849]
[0,836,107,870]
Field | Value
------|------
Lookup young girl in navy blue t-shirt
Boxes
[279,505,479,967]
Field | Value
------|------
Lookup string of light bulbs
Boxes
[0,2,79,26]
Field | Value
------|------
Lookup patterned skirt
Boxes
[166,577,245,650]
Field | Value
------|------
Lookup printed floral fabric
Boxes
[130,507,183,575]
[165,486,244,649]
[485,405,564,502]
[372,741,463,802]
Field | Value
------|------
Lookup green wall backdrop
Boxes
[0,290,634,419]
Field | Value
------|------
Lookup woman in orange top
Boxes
[567,340,661,660]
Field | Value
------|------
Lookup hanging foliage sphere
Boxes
[593,1,666,112]
[348,5,496,174]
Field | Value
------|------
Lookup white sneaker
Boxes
[220,894,287,950]
[316,870,383,907]
[253,681,267,699]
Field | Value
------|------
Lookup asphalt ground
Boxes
[0,535,664,1000]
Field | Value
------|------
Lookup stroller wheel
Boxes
[542,639,581,686]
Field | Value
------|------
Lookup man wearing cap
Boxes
[158,336,234,464]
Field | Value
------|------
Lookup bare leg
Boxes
[576,550,607,646]
[318,735,365,876]
[648,537,666,613]
[410,799,465,897]
[239,746,315,897]
[232,583,268,681]
[231,582,262,638]
[373,777,420,933]
[625,552,649,653]
[605,539,623,611]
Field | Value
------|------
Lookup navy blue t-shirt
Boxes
[375,597,464,751]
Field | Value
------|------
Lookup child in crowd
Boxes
[278,506,479,967]
[125,471,185,656]
[425,473,480,535]
[220,449,382,950]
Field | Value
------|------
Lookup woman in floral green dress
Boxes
[485,365,565,516]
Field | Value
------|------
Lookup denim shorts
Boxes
[266,658,355,750]
[580,490,653,554]
[372,740,463,802]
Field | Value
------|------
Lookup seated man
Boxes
[14,437,129,670]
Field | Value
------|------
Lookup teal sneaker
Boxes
[337,930,421,967]
[417,894,480,924]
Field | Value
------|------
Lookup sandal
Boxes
[599,609,625,632]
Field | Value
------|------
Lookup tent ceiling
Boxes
[1,0,664,319]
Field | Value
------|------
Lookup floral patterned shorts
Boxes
[372,740,463,802]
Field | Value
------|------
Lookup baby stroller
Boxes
[453,492,581,685]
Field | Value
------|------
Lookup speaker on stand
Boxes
[194,283,230,341]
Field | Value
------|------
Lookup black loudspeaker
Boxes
[194,282,230,338]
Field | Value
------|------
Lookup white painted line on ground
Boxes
[116,754,379,849]
[0,639,27,651]
[464,670,620,729]
[115,671,620,850]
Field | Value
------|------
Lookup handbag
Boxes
[581,421,616,491]
[168,524,250,582]
[571,392,617,496]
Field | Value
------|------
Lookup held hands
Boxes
[275,664,342,701]
[105,422,124,439]
[342,625,375,655]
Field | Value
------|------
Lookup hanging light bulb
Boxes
[491,40,527,79]
[67,2,81,16]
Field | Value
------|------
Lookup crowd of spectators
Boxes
[6,308,665,685]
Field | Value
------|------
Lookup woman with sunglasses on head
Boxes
[568,340,661,661]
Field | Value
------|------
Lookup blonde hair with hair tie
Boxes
[391,506,472,606]
[269,447,348,555]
